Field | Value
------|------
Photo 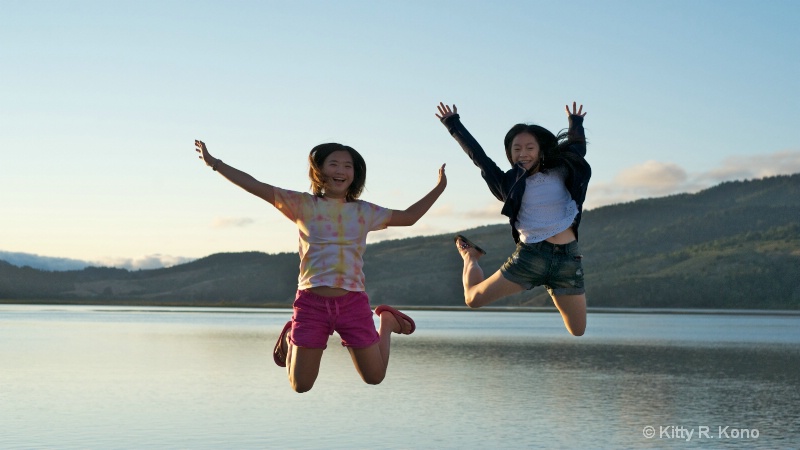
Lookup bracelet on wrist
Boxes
[212,159,222,171]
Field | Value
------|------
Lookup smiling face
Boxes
[509,132,541,172]
[320,150,354,199]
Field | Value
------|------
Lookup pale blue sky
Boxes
[2,0,798,269]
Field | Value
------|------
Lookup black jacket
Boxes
[441,114,591,243]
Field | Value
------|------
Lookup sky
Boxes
[2,0,799,270]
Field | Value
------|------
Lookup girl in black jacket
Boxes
[437,102,590,336]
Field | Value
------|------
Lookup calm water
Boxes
[1,305,799,449]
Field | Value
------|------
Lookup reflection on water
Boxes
[405,337,800,448]
[1,306,798,449]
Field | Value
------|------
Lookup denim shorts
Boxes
[291,290,380,350]
[500,240,585,296]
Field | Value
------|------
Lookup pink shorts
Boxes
[290,290,380,350]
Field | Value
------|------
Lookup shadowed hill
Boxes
[1,174,798,309]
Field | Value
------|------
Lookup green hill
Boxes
[2,174,798,309]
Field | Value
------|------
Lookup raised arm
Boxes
[435,102,507,202]
[563,102,587,157]
[387,164,447,227]
[195,140,275,205]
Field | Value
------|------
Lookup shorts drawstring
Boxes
[323,297,342,318]
[323,297,342,331]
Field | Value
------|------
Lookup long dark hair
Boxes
[503,124,557,168]
[503,124,586,173]
[503,123,592,197]
[308,143,366,202]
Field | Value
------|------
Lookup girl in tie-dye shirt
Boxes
[195,140,446,393]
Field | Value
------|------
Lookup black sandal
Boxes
[454,234,487,255]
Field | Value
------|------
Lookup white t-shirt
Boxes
[515,169,578,243]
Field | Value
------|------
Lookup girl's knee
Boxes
[464,295,480,309]
[361,372,386,385]
[464,289,489,309]
[565,317,586,336]
[357,364,387,385]
[569,325,586,337]
[289,370,319,393]
[290,378,315,393]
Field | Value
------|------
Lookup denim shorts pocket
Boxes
[556,253,585,289]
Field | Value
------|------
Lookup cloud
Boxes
[372,150,800,230]
[368,223,449,243]
[615,161,688,195]
[0,251,91,271]
[426,204,455,217]
[459,203,503,219]
[700,150,800,184]
[211,217,256,229]
[586,149,800,209]
[98,254,196,271]
[366,201,506,245]
[0,251,195,271]
[427,203,501,220]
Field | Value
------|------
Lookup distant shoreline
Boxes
[1,302,799,316]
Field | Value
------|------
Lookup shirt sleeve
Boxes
[565,114,587,157]
[441,114,507,202]
[363,201,392,231]
[272,187,308,223]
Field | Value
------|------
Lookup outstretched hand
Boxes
[565,102,586,117]
[438,163,447,187]
[435,102,457,121]
[195,139,216,167]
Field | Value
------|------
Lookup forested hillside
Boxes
[1,174,798,309]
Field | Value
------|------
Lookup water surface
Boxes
[1,306,798,449]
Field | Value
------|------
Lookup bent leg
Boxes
[286,340,324,393]
[464,269,525,309]
[458,241,524,308]
[551,293,587,336]
[348,309,412,385]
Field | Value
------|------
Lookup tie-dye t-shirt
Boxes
[273,187,392,291]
